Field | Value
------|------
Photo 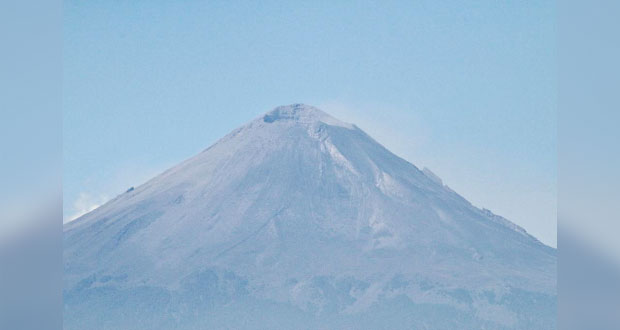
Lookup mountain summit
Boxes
[262,103,352,126]
[64,104,556,329]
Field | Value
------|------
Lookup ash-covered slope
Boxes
[64,104,556,329]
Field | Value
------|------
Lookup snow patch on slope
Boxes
[321,138,359,175]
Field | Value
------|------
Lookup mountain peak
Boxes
[261,104,353,129]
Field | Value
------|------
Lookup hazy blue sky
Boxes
[64,0,556,246]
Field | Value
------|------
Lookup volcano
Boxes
[64,104,556,329]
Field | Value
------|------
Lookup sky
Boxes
[63,0,556,247]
